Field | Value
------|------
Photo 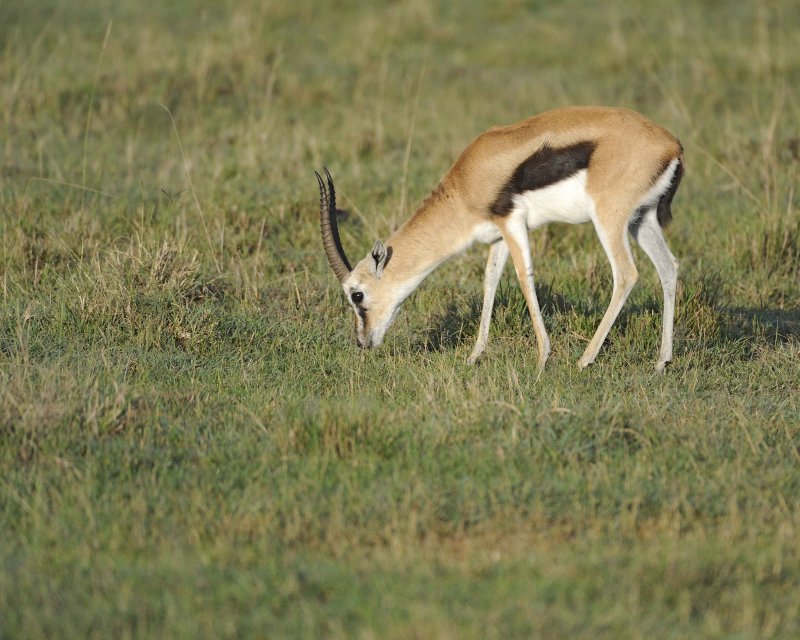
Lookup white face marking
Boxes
[512,169,594,229]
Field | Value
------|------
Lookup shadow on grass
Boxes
[418,269,799,359]
[419,281,577,353]
[421,302,473,353]
[725,307,800,343]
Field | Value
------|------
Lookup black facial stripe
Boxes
[490,141,597,216]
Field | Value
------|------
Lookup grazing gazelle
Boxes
[316,106,684,372]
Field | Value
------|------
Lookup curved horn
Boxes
[316,167,352,283]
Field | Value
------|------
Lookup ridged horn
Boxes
[316,167,352,283]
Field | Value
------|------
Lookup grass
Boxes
[1,0,799,637]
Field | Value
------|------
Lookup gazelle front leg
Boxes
[499,217,551,371]
[468,240,509,365]
[578,211,638,368]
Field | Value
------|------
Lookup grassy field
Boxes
[2,0,799,637]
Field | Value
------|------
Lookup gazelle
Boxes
[316,106,684,372]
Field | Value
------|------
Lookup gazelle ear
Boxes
[371,240,392,278]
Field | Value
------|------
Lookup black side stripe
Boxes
[490,141,597,216]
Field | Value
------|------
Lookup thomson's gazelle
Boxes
[316,106,684,372]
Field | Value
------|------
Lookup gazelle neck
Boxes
[383,186,477,294]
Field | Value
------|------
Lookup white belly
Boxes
[470,170,594,246]
[515,169,594,228]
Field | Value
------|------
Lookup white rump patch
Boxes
[635,158,680,211]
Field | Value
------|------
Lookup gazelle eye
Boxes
[351,291,364,304]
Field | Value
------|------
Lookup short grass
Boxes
[2,0,800,637]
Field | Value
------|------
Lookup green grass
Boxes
[2,0,799,637]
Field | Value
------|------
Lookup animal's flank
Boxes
[490,141,596,216]
[656,158,683,228]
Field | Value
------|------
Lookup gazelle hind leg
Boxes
[578,213,638,368]
[468,240,509,365]
[499,216,551,371]
[630,208,679,372]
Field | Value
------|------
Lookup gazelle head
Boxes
[316,168,401,349]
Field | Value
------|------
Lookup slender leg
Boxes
[630,208,679,372]
[500,216,551,371]
[468,240,509,364]
[578,213,638,369]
